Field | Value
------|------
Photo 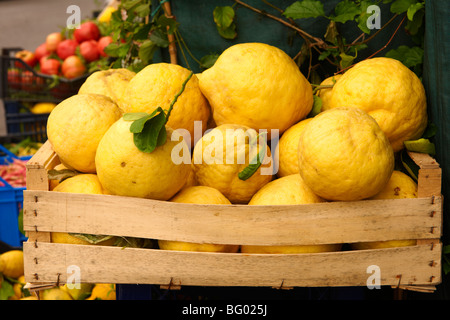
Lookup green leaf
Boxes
[422,122,437,139]
[0,276,15,300]
[157,15,179,35]
[404,138,436,156]
[339,52,355,68]
[309,95,323,117]
[400,150,419,181]
[406,7,424,35]
[123,112,151,121]
[129,108,162,133]
[133,110,167,153]
[200,54,219,69]
[332,0,360,23]
[103,43,120,57]
[213,6,235,29]
[69,233,115,244]
[217,23,237,40]
[238,133,267,181]
[407,2,424,20]
[390,0,416,14]
[283,0,325,19]
[150,29,169,47]
[385,45,423,68]
[121,0,142,10]
[134,3,150,18]
[138,40,156,64]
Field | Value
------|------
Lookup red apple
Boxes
[7,68,21,89]
[56,39,78,60]
[21,70,45,92]
[46,32,64,52]
[34,43,50,62]
[40,57,61,75]
[14,50,37,68]
[79,40,99,62]
[62,55,86,79]
[97,36,113,57]
[74,21,100,43]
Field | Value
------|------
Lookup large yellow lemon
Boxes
[192,123,273,204]
[78,68,135,110]
[298,107,394,201]
[121,63,210,146]
[0,250,24,279]
[275,118,313,177]
[198,42,313,138]
[327,57,427,152]
[95,117,190,200]
[47,94,122,173]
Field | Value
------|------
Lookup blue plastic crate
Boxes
[0,144,30,247]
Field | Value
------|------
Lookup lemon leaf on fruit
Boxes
[404,138,436,156]
[69,233,114,244]
[400,150,419,182]
[238,133,267,181]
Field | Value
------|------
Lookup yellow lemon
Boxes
[47,94,122,173]
[98,6,117,23]
[316,74,342,110]
[121,63,210,146]
[242,174,340,254]
[199,42,313,138]
[95,117,190,200]
[78,68,136,110]
[30,102,56,114]
[352,170,418,250]
[20,296,39,300]
[275,118,313,177]
[86,283,116,300]
[192,124,273,204]
[327,57,427,152]
[159,186,239,253]
[61,283,94,300]
[298,107,394,201]
[0,250,24,279]
[41,287,73,300]
[52,173,105,194]
[51,232,116,246]
[12,275,25,299]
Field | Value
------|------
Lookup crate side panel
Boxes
[23,242,441,288]
[24,190,442,246]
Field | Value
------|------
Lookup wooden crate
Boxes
[22,141,443,293]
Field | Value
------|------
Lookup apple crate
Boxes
[22,141,443,294]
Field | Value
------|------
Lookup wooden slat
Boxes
[23,190,442,246]
[23,241,441,288]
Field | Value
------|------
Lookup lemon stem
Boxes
[165,71,193,124]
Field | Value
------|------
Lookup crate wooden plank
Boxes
[23,190,442,246]
[23,241,441,288]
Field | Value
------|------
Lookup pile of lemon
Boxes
[44,42,426,256]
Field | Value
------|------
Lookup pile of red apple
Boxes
[13,21,113,80]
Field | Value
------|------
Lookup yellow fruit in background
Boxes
[327,57,427,152]
[78,68,136,110]
[275,118,313,177]
[95,118,190,200]
[98,6,117,23]
[199,42,313,138]
[352,170,418,250]
[248,174,324,205]
[242,174,339,254]
[53,173,105,194]
[121,63,210,146]
[159,186,239,253]
[41,287,73,300]
[48,163,69,190]
[0,250,24,278]
[47,94,122,173]
[86,283,116,300]
[51,232,116,246]
[61,283,94,300]
[370,170,418,200]
[30,102,56,114]
[316,74,342,110]
[192,124,273,204]
[20,296,38,300]
[298,107,394,201]
[12,275,25,299]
